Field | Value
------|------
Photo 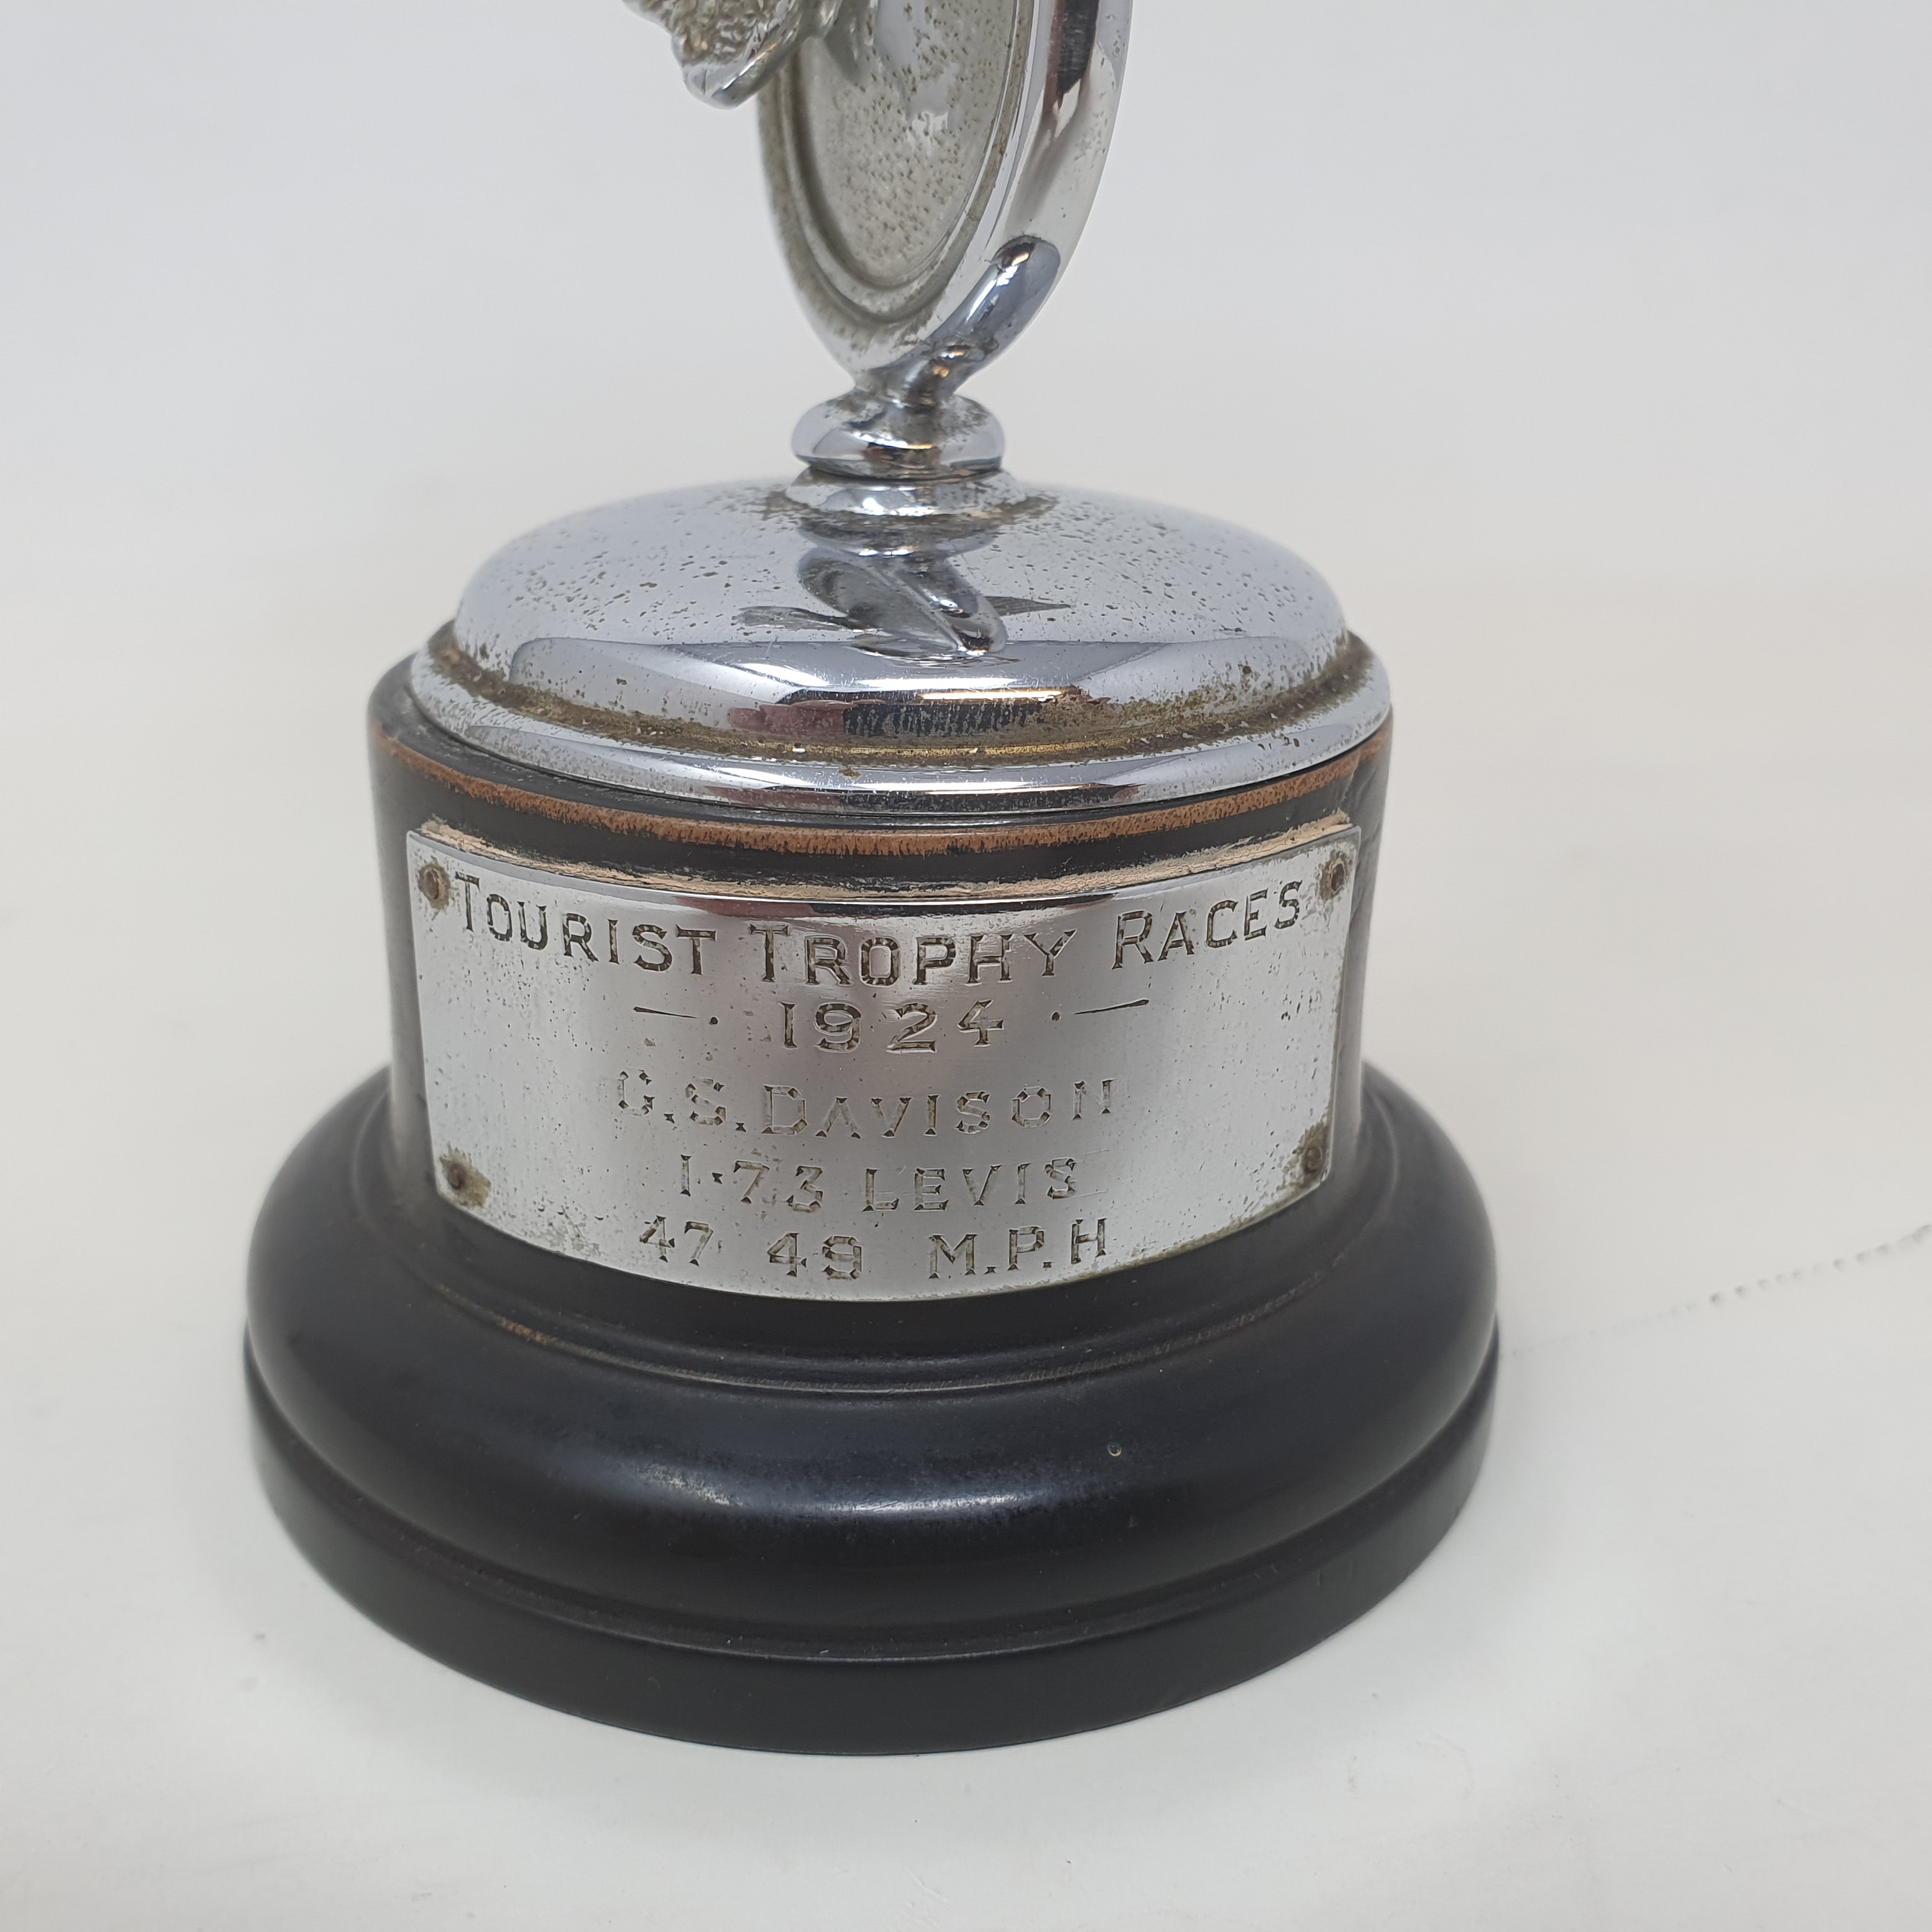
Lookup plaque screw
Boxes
[440,1154,490,1208]
[1319,854,1351,901]
[417,861,452,910]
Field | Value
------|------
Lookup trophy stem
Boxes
[790,238,1059,482]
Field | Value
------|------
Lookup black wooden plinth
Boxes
[247,1064,1494,1754]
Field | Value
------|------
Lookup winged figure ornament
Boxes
[624,0,847,105]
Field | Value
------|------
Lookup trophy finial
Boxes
[631,0,1131,482]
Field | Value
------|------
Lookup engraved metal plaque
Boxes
[408,820,1359,1300]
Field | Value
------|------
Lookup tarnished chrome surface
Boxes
[451,5,1367,815]
[760,0,1128,382]
[409,479,1390,813]
[623,0,1124,479]
[624,0,1128,392]
[408,820,1358,1300]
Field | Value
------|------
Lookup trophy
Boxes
[248,0,1495,1752]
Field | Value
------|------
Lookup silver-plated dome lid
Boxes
[410,477,1388,817]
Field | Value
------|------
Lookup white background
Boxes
[3,2,1929,1925]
